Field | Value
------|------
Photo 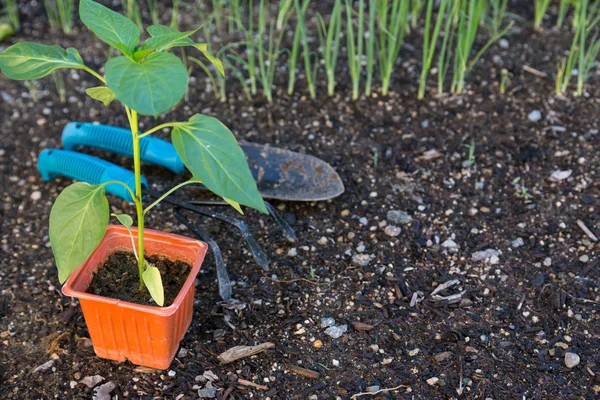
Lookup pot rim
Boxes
[61,225,207,317]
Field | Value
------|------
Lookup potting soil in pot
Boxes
[87,251,191,307]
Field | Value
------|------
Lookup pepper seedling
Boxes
[0,0,267,306]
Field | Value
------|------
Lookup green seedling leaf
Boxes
[0,23,15,42]
[172,115,267,214]
[142,263,164,306]
[79,0,140,56]
[0,43,85,80]
[112,213,133,228]
[111,213,138,260]
[49,182,109,283]
[140,27,200,53]
[105,52,188,116]
[146,24,224,76]
[193,43,224,77]
[86,86,116,106]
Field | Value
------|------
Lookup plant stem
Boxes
[127,108,145,290]
[143,179,199,215]
[137,122,180,139]
[82,66,106,83]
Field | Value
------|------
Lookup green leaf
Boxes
[79,0,140,56]
[112,213,133,228]
[172,114,267,213]
[111,212,138,260]
[50,182,109,283]
[0,43,85,80]
[105,52,188,116]
[223,197,244,215]
[142,264,164,306]
[86,86,116,106]
[193,43,224,77]
[146,24,224,76]
[140,27,200,53]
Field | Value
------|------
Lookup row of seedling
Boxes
[4,0,597,101]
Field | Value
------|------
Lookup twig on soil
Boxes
[350,384,408,399]
[576,219,598,242]
[262,272,320,285]
[217,342,275,364]
[237,378,268,390]
[46,332,69,355]
[285,364,320,379]
[523,65,550,79]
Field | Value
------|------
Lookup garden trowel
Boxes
[61,122,345,202]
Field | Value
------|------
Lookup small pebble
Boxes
[384,225,401,237]
[386,210,412,225]
[511,238,524,248]
[408,348,420,357]
[324,325,347,339]
[499,38,509,49]
[332,359,340,367]
[317,237,328,245]
[352,254,373,267]
[543,257,552,267]
[527,110,542,122]
[320,317,335,328]
[313,340,323,350]
[472,249,500,262]
[550,170,572,181]
[579,255,589,263]
[359,217,368,226]
[564,352,580,369]
[167,370,176,377]
[30,191,42,201]
[441,239,458,248]
[426,377,439,386]
[287,248,297,257]
[367,386,380,393]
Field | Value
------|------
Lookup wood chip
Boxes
[237,378,268,391]
[415,149,443,162]
[133,366,159,374]
[523,65,549,78]
[430,279,460,297]
[286,364,320,379]
[577,219,598,242]
[291,382,327,399]
[351,322,374,332]
[217,342,275,364]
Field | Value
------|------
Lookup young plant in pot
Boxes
[0,0,266,369]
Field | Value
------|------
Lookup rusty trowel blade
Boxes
[240,142,344,201]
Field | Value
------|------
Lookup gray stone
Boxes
[564,352,580,368]
[324,325,347,339]
[198,381,217,398]
[387,210,412,225]
[384,225,401,237]
[528,110,542,122]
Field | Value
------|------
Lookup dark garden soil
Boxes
[87,251,191,307]
[0,2,599,400]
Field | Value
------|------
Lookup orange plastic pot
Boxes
[62,225,208,370]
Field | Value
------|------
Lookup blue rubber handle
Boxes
[62,122,186,174]
[37,149,147,203]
